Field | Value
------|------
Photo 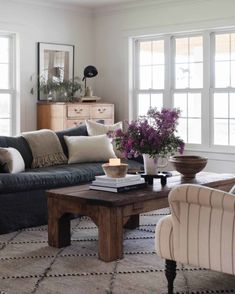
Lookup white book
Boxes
[95,174,141,184]
[91,178,145,188]
[89,181,147,193]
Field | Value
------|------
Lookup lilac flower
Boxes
[111,107,185,158]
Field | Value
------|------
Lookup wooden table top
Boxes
[47,172,235,207]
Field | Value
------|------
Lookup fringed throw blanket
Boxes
[22,129,67,168]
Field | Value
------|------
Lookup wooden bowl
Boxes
[102,163,128,178]
[169,155,208,178]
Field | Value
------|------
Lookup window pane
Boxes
[150,94,163,110]
[215,34,230,61]
[139,66,151,89]
[138,94,150,116]
[189,36,203,62]
[0,64,9,89]
[0,94,11,118]
[152,65,164,89]
[230,93,235,119]
[231,61,235,87]
[0,119,10,136]
[189,62,203,88]
[188,93,201,117]
[139,42,151,66]
[174,93,187,117]
[230,119,235,145]
[188,119,201,143]
[214,119,228,145]
[175,38,188,63]
[177,118,187,142]
[214,93,228,118]
[175,63,189,89]
[152,40,164,64]
[215,61,230,88]
[231,33,235,60]
[0,37,9,63]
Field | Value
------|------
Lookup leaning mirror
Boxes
[37,42,74,100]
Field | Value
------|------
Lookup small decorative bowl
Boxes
[169,155,208,178]
[102,163,128,178]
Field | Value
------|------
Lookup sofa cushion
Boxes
[0,136,33,168]
[56,124,88,157]
[0,160,143,193]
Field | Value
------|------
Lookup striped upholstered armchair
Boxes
[155,184,235,294]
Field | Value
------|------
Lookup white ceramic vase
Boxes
[142,154,168,175]
[143,154,158,175]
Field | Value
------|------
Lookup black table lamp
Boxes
[82,65,98,96]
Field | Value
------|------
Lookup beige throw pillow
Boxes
[85,120,123,136]
[64,134,116,164]
[22,129,67,168]
[0,147,25,173]
[85,120,123,157]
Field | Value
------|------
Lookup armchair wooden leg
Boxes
[165,259,177,294]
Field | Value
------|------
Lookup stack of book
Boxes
[89,174,147,193]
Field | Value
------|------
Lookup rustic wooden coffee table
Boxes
[47,172,235,262]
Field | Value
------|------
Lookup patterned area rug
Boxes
[0,208,235,294]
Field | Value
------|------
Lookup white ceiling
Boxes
[31,0,139,8]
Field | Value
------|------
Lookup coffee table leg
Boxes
[98,207,123,262]
[124,214,139,229]
[48,214,71,248]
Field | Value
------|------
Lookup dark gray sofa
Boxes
[0,125,142,234]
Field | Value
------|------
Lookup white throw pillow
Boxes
[64,134,116,164]
[85,120,123,136]
[85,120,123,157]
[0,147,25,173]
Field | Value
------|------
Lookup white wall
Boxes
[0,0,94,132]
[93,0,235,173]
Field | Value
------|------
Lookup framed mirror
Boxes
[37,42,74,100]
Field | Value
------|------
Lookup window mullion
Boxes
[164,35,172,108]
[202,31,211,148]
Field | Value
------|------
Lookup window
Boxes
[0,34,16,136]
[135,39,164,117]
[133,29,235,151]
[173,36,203,144]
[213,33,235,146]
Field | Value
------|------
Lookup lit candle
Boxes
[109,158,121,166]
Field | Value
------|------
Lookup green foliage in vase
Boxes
[39,76,83,102]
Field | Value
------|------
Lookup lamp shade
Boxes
[82,66,98,80]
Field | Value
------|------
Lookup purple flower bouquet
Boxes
[110,108,185,159]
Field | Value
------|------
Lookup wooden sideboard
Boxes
[37,102,114,131]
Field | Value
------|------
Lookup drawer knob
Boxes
[98,108,106,113]
[74,108,83,113]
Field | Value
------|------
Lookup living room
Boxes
[0,0,235,293]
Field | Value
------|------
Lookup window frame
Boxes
[0,33,17,136]
[132,28,235,154]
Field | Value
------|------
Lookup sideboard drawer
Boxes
[67,105,90,118]
[66,119,85,129]
[91,105,113,119]
[37,102,114,131]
